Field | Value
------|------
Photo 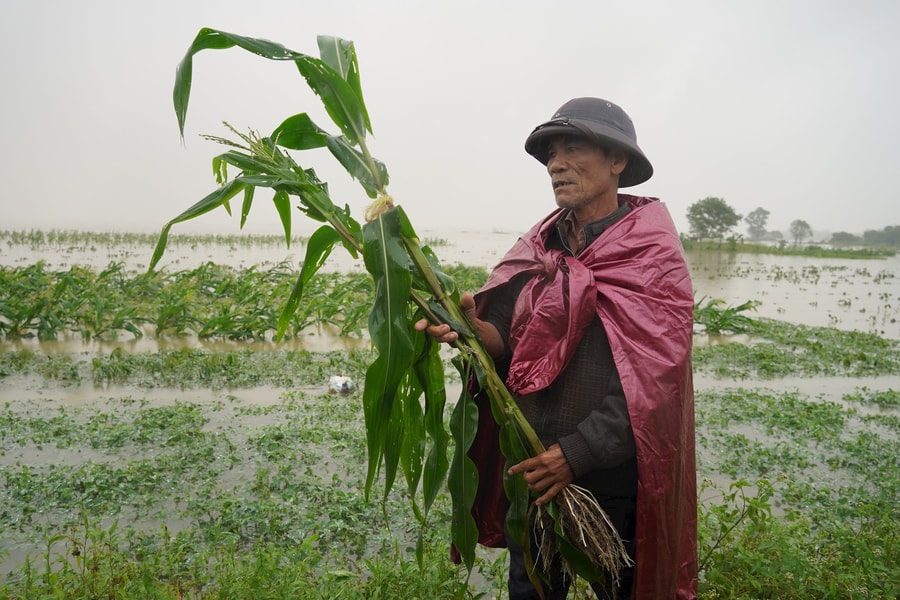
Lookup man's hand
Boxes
[507,444,574,506]
[414,292,478,345]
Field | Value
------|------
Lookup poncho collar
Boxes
[478,194,659,394]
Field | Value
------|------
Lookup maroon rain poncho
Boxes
[467,195,697,599]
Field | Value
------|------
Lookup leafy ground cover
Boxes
[0,274,898,597]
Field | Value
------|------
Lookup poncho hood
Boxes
[469,195,698,599]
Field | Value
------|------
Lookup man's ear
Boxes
[611,148,629,176]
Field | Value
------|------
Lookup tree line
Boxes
[684,197,900,247]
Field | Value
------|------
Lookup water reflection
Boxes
[686,249,899,339]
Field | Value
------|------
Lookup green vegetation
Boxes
[693,317,900,379]
[681,237,896,258]
[1,318,897,597]
[0,262,488,342]
[693,297,757,335]
[0,383,484,599]
[0,254,898,596]
[0,229,310,249]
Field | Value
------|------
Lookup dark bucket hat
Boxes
[524,97,653,187]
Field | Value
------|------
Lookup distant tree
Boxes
[686,197,742,243]
[830,231,862,247]
[789,219,813,246]
[863,225,900,247]
[745,207,770,242]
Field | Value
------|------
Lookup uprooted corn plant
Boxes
[149,28,629,591]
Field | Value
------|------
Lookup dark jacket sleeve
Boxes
[557,371,635,478]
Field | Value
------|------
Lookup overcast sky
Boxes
[2,0,898,239]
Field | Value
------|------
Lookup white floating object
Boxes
[328,375,355,394]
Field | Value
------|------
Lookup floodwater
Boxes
[3,228,897,409]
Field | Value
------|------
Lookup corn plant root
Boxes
[534,484,633,596]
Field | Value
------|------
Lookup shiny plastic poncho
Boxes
[469,195,697,599]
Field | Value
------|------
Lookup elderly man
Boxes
[419,97,697,599]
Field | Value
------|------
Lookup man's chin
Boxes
[554,195,582,210]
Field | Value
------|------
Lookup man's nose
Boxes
[548,156,567,173]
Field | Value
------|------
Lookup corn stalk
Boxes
[151,28,629,591]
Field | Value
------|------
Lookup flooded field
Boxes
[2,229,898,340]
[1,231,898,597]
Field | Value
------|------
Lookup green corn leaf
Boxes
[503,466,539,591]
[499,414,538,588]
[175,28,295,137]
[400,369,426,501]
[292,56,368,145]
[275,225,341,340]
[149,180,248,271]
[325,136,388,198]
[272,190,292,246]
[382,379,406,503]
[419,244,459,294]
[235,174,279,187]
[426,300,474,338]
[448,356,480,572]
[414,338,449,516]
[212,155,228,185]
[361,209,415,498]
[316,35,372,134]
[239,185,254,228]
[174,28,367,145]
[271,113,329,150]
[216,150,279,176]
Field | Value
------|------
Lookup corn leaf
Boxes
[414,339,449,516]
[272,190,292,246]
[500,416,537,588]
[215,150,280,176]
[175,28,294,137]
[149,180,247,270]
[271,113,329,150]
[400,367,426,499]
[316,35,372,134]
[325,136,389,198]
[382,377,406,503]
[448,356,480,572]
[276,225,341,340]
[174,28,368,145]
[361,209,415,498]
[550,504,606,583]
[292,55,368,145]
[239,185,254,228]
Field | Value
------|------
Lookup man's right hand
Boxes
[414,292,506,359]
[414,292,477,344]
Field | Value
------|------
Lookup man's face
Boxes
[545,135,624,213]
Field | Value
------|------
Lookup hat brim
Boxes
[525,121,653,188]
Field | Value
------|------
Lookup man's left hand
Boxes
[507,444,574,506]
